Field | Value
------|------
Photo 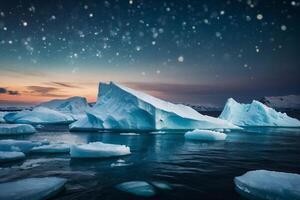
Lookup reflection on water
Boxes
[0,125,300,200]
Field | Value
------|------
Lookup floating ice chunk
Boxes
[0,139,41,153]
[234,170,300,200]
[116,181,156,197]
[149,131,166,134]
[0,177,67,200]
[4,107,74,124]
[151,181,172,190]
[30,143,71,153]
[184,129,227,141]
[0,124,36,135]
[111,159,133,167]
[120,132,140,136]
[0,151,25,162]
[35,124,44,129]
[219,98,300,127]
[70,142,131,158]
[70,82,239,131]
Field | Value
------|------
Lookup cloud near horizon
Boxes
[0,87,20,96]
[26,86,68,97]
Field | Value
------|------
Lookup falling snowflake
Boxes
[256,14,263,20]
[178,56,184,62]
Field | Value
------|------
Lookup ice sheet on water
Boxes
[0,177,67,200]
[0,139,41,153]
[0,124,36,135]
[234,170,300,200]
[0,151,25,162]
[30,143,71,153]
[116,181,156,197]
[70,142,131,158]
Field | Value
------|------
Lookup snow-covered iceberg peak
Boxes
[70,82,239,131]
[219,98,300,127]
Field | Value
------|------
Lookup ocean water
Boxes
[0,125,300,200]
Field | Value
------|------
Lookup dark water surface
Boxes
[0,125,300,200]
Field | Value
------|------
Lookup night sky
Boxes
[0,0,299,106]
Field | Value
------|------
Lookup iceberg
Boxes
[0,151,25,162]
[70,142,131,158]
[234,170,300,200]
[0,139,41,153]
[70,82,239,131]
[219,98,300,127]
[37,96,89,119]
[30,143,71,153]
[184,129,227,141]
[0,124,36,135]
[3,96,89,124]
[0,177,67,200]
[116,181,156,197]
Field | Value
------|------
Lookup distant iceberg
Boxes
[70,142,131,158]
[234,170,300,200]
[0,177,67,200]
[4,96,89,124]
[0,124,36,135]
[70,82,239,131]
[219,98,300,127]
[185,129,227,141]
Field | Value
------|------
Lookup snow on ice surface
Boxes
[261,95,300,110]
[0,177,67,200]
[30,143,71,153]
[184,129,227,141]
[70,142,131,158]
[0,151,25,162]
[234,170,300,200]
[0,139,41,153]
[116,181,156,197]
[0,124,36,135]
[70,82,239,131]
[219,98,300,127]
[4,107,74,124]
[120,132,140,136]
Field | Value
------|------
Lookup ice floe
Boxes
[116,181,156,197]
[70,142,131,158]
[0,151,25,162]
[184,129,227,141]
[0,177,67,200]
[30,143,71,153]
[0,124,36,135]
[234,170,300,200]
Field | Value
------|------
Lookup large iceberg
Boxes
[219,98,300,127]
[70,142,131,158]
[0,177,67,200]
[0,124,36,135]
[4,96,89,124]
[234,170,300,200]
[70,82,239,131]
[184,129,227,141]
